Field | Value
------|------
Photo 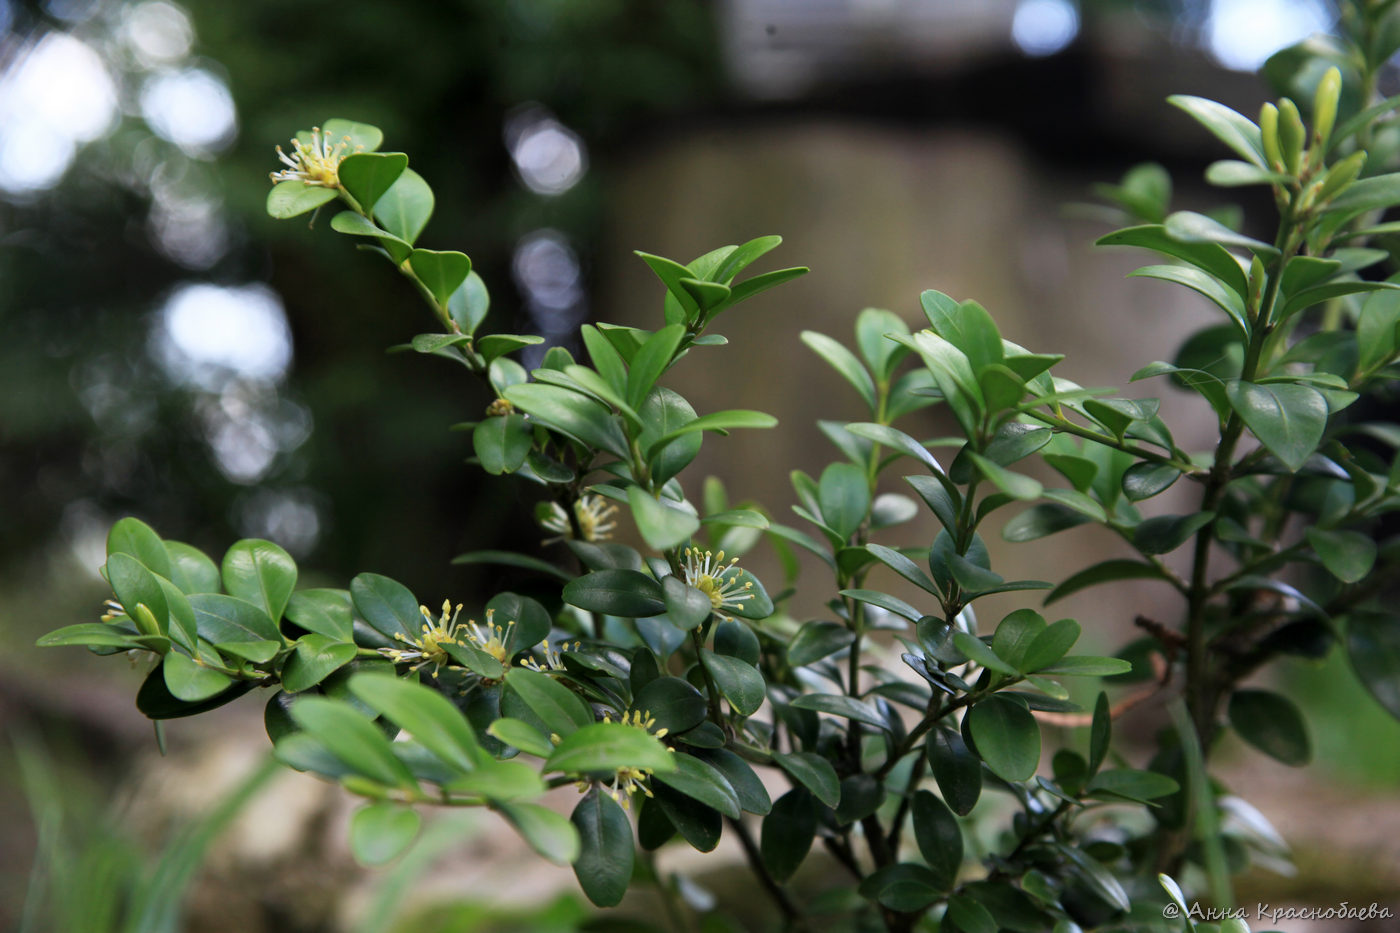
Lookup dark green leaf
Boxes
[634,676,708,736]
[1085,768,1180,803]
[818,462,871,540]
[761,788,815,882]
[911,790,962,891]
[136,665,250,719]
[928,728,981,816]
[701,650,765,716]
[966,695,1040,782]
[351,573,421,642]
[473,415,532,476]
[652,753,740,818]
[694,748,771,815]
[662,576,712,630]
[1003,503,1093,542]
[789,693,888,730]
[774,751,840,808]
[563,569,665,618]
[1304,527,1377,583]
[571,788,634,907]
[787,620,856,666]
[1228,689,1310,765]
[1347,611,1400,721]
[1047,559,1173,604]
[503,668,595,737]
[859,864,944,913]
[190,593,281,644]
[1133,511,1216,555]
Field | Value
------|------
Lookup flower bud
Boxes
[1317,149,1367,203]
[1259,102,1284,172]
[1312,66,1342,153]
[1278,98,1306,176]
[132,603,163,638]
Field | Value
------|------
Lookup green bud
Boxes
[1317,149,1367,203]
[1248,255,1267,313]
[132,602,164,638]
[1278,97,1306,176]
[1312,65,1342,152]
[1259,102,1284,172]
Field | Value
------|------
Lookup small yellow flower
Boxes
[485,397,515,417]
[269,126,358,188]
[581,709,673,809]
[380,602,515,678]
[519,639,578,673]
[541,494,618,543]
[682,548,753,621]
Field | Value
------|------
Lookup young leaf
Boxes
[338,152,407,213]
[409,249,471,307]
[546,721,677,775]
[267,180,338,219]
[1166,95,1267,167]
[374,168,434,246]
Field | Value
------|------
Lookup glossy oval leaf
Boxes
[966,695,1040,782]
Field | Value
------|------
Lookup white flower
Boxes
[380,602,515,678]
[268,125,357,188]
[682,548,753,621]
[541,494,618,543]
[519,638,578,673]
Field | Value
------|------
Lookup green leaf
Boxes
[1226,380,1329,471]
[855,307,911,379]
[802,331,876,411]
[350,802,420,866]
[625,323,685,411]
[1047,559,1172,604]
[787,620,856,667]
[447,272,491,336]
[860,865,945,913]
[866,543,940,595]
[496,802,580,866]
[634,676,708,736]
[107,552,169,635]
[505,382,627,458]
[282,635,357,692]
[136,665,250,719]
[920,292,1003,373]
[1228,689,1311,765]
[1122,461,1182,501]
[774,751,840,808]
[724,266,808,310]
[661,576,712,630]
[338,152,407,213]
[477,334,545,366]
[789,693,888,730]
[284,588,353,641]
[1036,656,1132,676]
[267,180,338,219]
[563,569,665,618]
[1347,611,1400,721]
[1164,210,1278,256]
[450,549,571,583]
[1167,95,1266,167]
[221,539,296,623]
[628,487,700,551]
[953,632,1017,676]
[322,118,383,153]
[1133,511,1216,555]
[409,249,471,307]
[1205,158,1291,187]
[967,452,1042,501]
[1085,768,1180,803]
[164,540,220,594]
[107,517,172,577]
[1130,265,1249,336]
[693,747,771,815]
[1325,171,1400,212]
[189,593,281,644]
[36,623,144,650]
[329,210,411,262]
[911,790,962,891]
[503,668,595,737]
[845,423,940,472]
[444,757,545,802]
[903,331,982,436]
[348,673,483,773]
[1020,618,1081,673]
[1304,527,1377,583]
[290,696,417,790]
[546,721,677,775]
[635,252,701,318]
[840,588,922,623]
[162,651,232,702]
[818,461,871,540]
[351,573,421,642]
[374,168,433,245]
[652,753,740,818]
[701,650,765,716]
[761,788,815,883]
[571,788,634,907]
[966,695,1040,781]
[905,474,960,531]
[1096,224,1249,298]
[647,408,778,455]
[927,729,981,816]
[1003,503,1093,542]
[472,414,532,476]
[487,718,554,757]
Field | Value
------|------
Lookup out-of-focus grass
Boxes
[1283,646,1400,788]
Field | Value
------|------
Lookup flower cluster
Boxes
[591,709,671,808]
[269,126,357,188]
[380,602,515,678]
[681,548,753,620]
[540,494,618,543]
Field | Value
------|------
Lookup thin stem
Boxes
[727,816,808,930]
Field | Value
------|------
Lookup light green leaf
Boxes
[1226,380,1328,471]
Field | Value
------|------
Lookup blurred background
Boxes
[3,0,1399,930]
